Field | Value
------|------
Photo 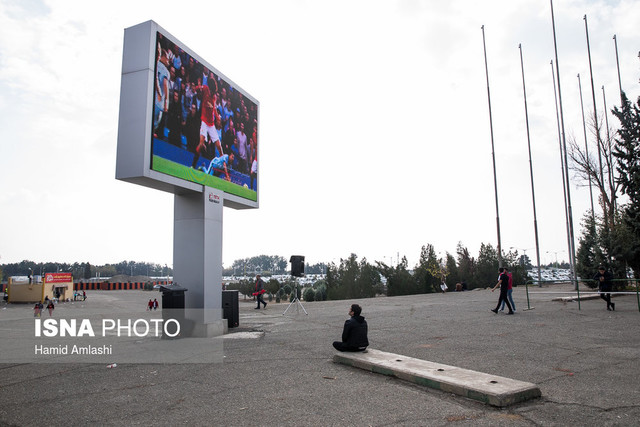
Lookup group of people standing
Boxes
[147,299,159,311]
[73,291,87,301]
[33,300,55,317]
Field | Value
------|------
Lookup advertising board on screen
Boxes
[116,21,259,209]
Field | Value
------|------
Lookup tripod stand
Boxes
[283,279,308,316]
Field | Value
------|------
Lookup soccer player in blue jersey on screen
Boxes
[200,153,234,182]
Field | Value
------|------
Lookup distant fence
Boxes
[73,281,172,291]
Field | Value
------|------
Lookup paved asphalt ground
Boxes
[1,283,639,426]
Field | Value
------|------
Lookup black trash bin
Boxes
[159,284,190,338]
[222,290,239,328]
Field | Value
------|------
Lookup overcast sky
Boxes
[1,0,638,270]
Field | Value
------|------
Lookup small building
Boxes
[7,273,73,303]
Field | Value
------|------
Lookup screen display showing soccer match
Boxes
[116,21,259,209]
[150,31,258,202]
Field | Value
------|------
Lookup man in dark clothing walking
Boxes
[594,266,615,311]
[491,268,514,315]
[332,304,369,352]
[254,274,267,310]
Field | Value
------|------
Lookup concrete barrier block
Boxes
[333,349,541,407]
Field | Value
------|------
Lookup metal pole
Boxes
[602,85,616,214]
[481,25,503,267]
[550,60,572,281]
[518,44,542,287]
[584,15,606,213]
[551,0,578,292]
[578,73,596,219]
[613,35,623,104]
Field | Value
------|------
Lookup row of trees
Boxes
[325,243,529,299]
[0,260,173,282]
[225,243,530,302]
[0,255,326,281]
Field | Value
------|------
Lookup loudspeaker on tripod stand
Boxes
[290,255,305,277]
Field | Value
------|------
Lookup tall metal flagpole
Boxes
[584,15,606,211]
[613,35,623,103]
[551,60,572,274]
[550,0,578,290]
[518,44,542,286]
[481,25,503,268]
[578,73,596,220]
[602,85,616,213]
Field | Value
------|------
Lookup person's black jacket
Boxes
[342,315,369,348]
[594,270,613,292]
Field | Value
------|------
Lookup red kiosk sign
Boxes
[45,273,72,283]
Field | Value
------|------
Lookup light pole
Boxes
[510,247,533,258]
[546,251,565,268]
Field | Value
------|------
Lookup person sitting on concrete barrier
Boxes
[333,304,369,352]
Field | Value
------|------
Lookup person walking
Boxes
[491,268,514,315]
[47,301,55,316]
[594,266,615,311]
[254,274,267,309]
[500,267,516,312]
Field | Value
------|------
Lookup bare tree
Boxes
[568,110,620,232]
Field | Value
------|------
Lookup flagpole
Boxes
[551,60,572,280]
[518,44,541,286]
[578,73,596,219]
[550,0,577,291]
[481,25,503,268]
[613,35,623,103]
[584,15,606,210]
[602,85,616,213]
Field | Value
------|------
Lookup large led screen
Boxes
[151,32,258,201]
[116,21,259,209]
